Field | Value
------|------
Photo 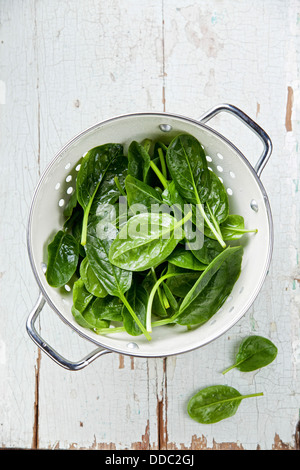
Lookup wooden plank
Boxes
[0,0,41,449]
[162,0,300,450]
[33,0,164,450]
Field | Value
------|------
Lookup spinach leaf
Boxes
[122,283,148,336]
[187,385,263,424]
[222,335,278,374]
[46,230,79,288]
[127,140,150,182]
[71,279,109,331]
[189,235,224,265]
[125,174,163,210]
[86,213,151,340]
[92,295,123,322]
[85,214,132,298]
[166,133,210,203]
[90,156,128,215]
[204,170,229,225]
[76,143,123,245]
[79,256,108,298]
[142,270,169,318]
[72,278,93,313]
[205,214,257,240]
[165,267,200,298]
[109,211,191,272]
[176,246,243,325]
[166,134,226,248]
[167,246,206,271]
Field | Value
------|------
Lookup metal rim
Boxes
[27,111,274,358]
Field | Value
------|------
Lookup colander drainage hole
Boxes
[206,155,212,162]
[67,187,73,195]
[58,199,65,207]
[227,188,233,196]
[66,175,72,182]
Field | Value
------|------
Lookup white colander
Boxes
[26,104,273,370]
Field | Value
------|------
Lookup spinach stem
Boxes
[114,176,126,197]
[81,206,90,246]
[151,267,169,311]
[119,291,152,341]
[149,160,168,190]
[158,148,167,180]
[146,272,180,332]
[206,202,223,239]
[195,199,226,248]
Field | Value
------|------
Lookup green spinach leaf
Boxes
[109,211,191,272]
[76,143,123,245]
[187,385,263,424]
[122,284,148,336]
[176,246,243,325]
[166,133,226,248]
[79,256,108,298]
[127,140,150,182]
[222,335,278,374]
[46,230,79,288]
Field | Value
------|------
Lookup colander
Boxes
[26,104,273,370]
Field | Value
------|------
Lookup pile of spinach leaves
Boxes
[45,133,257,340]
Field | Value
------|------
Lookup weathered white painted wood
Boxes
[0,0,41,449]
[163,0,300,449]
[33,0,164,450]
[0,0,299,450]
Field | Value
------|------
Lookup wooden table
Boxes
[1,0,299,450]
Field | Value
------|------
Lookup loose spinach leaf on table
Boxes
[46,230,79,288]
[187,385,263,424]
[222,335,278,374]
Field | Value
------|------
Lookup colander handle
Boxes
[199,103,272,177]
[26,293,111,371]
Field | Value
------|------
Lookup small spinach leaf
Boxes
[222,335,278,374]
[187,385,263,424]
